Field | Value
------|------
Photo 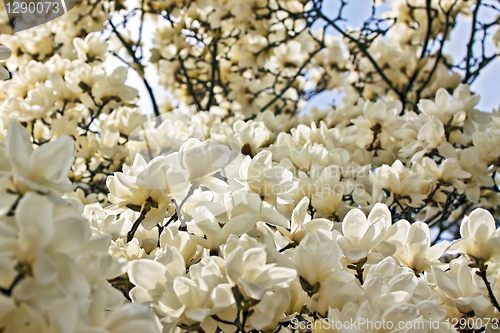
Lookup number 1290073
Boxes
[5,1,60,14]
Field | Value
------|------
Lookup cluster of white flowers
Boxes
[0,0,500,332]
[0,121,158,332]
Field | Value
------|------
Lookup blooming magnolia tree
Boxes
[2,0,500,332]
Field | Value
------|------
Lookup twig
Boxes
[477,264,500,313]
[107,18,160,117]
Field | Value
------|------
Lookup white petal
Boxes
[378,291,410,307]
[239,279,266,300]
[385,220,410,246]
[359,221,385,250]
[427,240,448,261]
[201,177,229,193]
[210,284,234,312]
[406,222,431,259]
[417,300,447,321]
[54,253,91,298]
[375,240,396,257]
[435,88,451,111]
[342,209,369,245]
[418,99,441,116]
[363,276,381,308]
[185,308,211,322]
[173,277,205,307]
[7,121,32,174]
[49,214,91,253]
[382,304,419,323]
[260,207,290,228]
[432,267,461,299]
[388,273,417,294]
[467,208,495,244]
[154,246,186,280]
[33,251,58,285]
[344,247,369,263]
[266,267,297,286]
[48,298,77,333]
[471,295,493,317]
[367,203,392,228]
[483,237,500,261]
[226,246,244,284]
[16,192,54,257]
[128,259,168,291]
[29,135,75,183]
[104,303,159,333]
[221,214,257,241]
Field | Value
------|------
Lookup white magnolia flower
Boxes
[159,224,201,267]
[92,66,138,105]
[178,138,235,193]
[292,233,350,292]
[447,208,500,262]
[154,259,228,332]
[227,189,290,228]
[277,196,333,244]
[370,160,427,207]
[4,121,75,196]
[13,192,91,286]
[237,150,297,206]
[338,203,392,263]
[384,220,448,274]
[247,288,290,331]
[418,88,465,126]
[128,245,186,304]
[73,33,109,63]
[226,245,296,300]
[106,154,182,230]
[308,275,362,315]
[188,205,258,252]
[311,186,345,218]
[432,260,492,315]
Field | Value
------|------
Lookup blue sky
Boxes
[306,0,500,112]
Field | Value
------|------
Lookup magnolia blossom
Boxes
[3,121,75,196]
[226,245,296,301]
[278,196,333,244]
[237,150,296,206]
[418,88,465,126]
[128,245,186,304]
[188,206,258,252]
[384,220,448,274]
[106,154,181,230]
[338,203,392,263]
[177,138,236,193]
[154,259,227,332]
[292,233,348,290]
[9,192,89,286]
[447,208,500,262]
[247,288,291,331]
[73,33,109,63]
[432,260,492,315]
[420,157,471,191]
[370,160,428,207]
